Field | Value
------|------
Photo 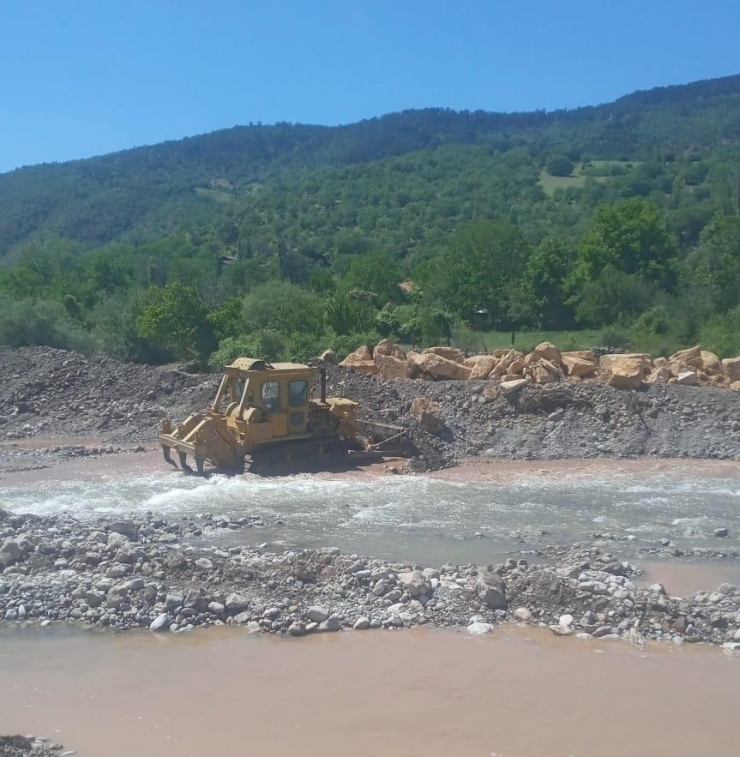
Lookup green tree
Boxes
[325,291,375,335]
[208,330,287,369]
[687,214,740,314]
[0,296,89,351]
[241,280,325,337]
[342,251,404,306]
[521,237,577,329]
[545,154,574,177]
[574,198,678,288]
[136,283,216,363]
[434,220,530,326]
[207,296,244,341]
[574,266,657,327]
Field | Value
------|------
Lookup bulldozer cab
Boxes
[213,358,318,439]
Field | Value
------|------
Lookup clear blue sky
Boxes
[1,0,738,173]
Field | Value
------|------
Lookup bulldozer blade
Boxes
[178,450,193,473]
[162,445,177,467]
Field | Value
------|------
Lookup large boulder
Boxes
[398,570,432,597]
[532,341,562,364]
[374,353,414,379]
[407,351,471,381]
[343,344,371,362]
[675,370,698,386]
[499,378,529,395]
[491,349,525,378]
[409,397,446,433]
[466,355,498,380]
[505,356,527,377]
[669,345,702,369]
[530,362,557,384]
[700,350,722,375]
[339,345,378,376]
[602,354,648,390]
[645,365,671,384]
[0,539,21,567]
[475,572,507,610]
[722,356,740,382]
[423,346,466,364]
[374,339,406,360]
[561,353,598,378]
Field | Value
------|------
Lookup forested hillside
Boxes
[1,73,740,365]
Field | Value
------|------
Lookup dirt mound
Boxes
[0,346,217,444]
[327,364,740,462]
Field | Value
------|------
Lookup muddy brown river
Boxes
[1,626,738,757]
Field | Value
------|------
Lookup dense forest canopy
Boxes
[1,73,740,365]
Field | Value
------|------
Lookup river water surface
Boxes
[1,625,738,757]
[2,456,740,569]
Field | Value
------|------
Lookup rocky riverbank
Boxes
[2,508,740,650]
[0,736,67,757]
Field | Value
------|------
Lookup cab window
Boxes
[288,379,309,407]
[261,381,280,413]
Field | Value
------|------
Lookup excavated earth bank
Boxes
[2,346,740,475]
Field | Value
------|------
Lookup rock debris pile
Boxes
[326,362,740,467]
[339,339,740,391]
[2,509,740,650]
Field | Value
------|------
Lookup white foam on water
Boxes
[2,466,739,560]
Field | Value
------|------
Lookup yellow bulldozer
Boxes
[158,357,406,474]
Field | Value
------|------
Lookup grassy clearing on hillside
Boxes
[538,160,639,196]
[538,169,588,195]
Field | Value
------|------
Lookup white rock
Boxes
[513,607,532,622]
[559,614,574,628]
[467,622,494,635]
[499,379,529,395]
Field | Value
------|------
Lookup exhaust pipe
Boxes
[320,366,327,403]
